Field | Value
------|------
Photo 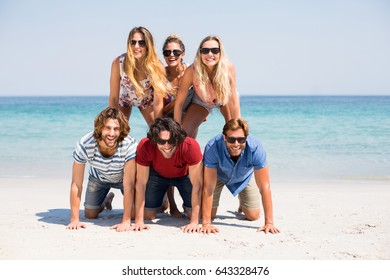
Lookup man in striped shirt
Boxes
[66,107,137,232]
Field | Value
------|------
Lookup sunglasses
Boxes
[163,49,183,57]
[130,40,146,48]
[200,48,220,55]
[156,138,175,145]
[226,136,247,144]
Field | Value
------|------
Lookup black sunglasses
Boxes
[226,136,247,144]
[156,138,175,145]
[200,48,220,55]
[130,40,146,48]
[163,49,183,57]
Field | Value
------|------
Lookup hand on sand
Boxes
[111,222,133,232]
[257,223,280,234]
[200,224,219,234]
[180,222,199,233]
[66,221,86,230]
[132,222,150,231]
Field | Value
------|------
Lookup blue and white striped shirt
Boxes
[73,132,137,183]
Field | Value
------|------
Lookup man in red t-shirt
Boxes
[133,117,203,233]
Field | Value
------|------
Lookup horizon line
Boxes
[1,93,390,98]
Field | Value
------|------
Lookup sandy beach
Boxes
[0,177,389,261]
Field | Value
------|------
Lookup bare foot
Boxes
[162,195,169,213]
[170,207,185,218]
[103,192,115,210]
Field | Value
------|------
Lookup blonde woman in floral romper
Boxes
[109,26,169,126]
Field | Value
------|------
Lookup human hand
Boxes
[66,221,86,230]
[133,222,150,231]
[180,222,199,233]
[111,222,133,232]
[257,223,280,234]
[200,224,219,234]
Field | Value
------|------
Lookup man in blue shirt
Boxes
[201,118,279,234]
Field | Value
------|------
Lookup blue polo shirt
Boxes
[203,134,267,196]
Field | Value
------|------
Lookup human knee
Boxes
[144,210,157,220]
[243,209,260,221]
[84,209,99,219]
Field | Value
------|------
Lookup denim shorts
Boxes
[164,86,195,118]
[84,176,124,209]
[145,168,192,211]
[191,89,222,113]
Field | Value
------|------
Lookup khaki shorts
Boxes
[212,177,260,210]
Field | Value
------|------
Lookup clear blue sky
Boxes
[0,0,389,96]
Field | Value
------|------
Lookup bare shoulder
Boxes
[227,59,235,70]
[113,55,121,62]
[184,64,194,75]
[157,59,166,70]
[111,55,121,67]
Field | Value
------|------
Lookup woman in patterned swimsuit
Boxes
[109,26,169,126]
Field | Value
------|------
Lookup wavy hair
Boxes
[223,118,249,137]
[193,35,231,105]
[123,26,169,98]
[93,107,130,142]
[147,117,187,146]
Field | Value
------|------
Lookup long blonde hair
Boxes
[123,26,169,98]
[193,35,231,105]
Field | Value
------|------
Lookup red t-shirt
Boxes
[136,137,202,178]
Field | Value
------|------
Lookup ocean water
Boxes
[1,95,389,183]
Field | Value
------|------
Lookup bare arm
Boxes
[200,166,220,234]
[254,166,280,234]
[153,61,167,119]
[109,57,120,108]
[133,164,150,231]
[181,160,203,233]
[66,162,86,230]
[153,91,164,119]
[162,99,176,115]
[221,62,241,121]
[111,159,136,232]
[173,66,193,124]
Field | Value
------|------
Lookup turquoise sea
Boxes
[1,95,389,183]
